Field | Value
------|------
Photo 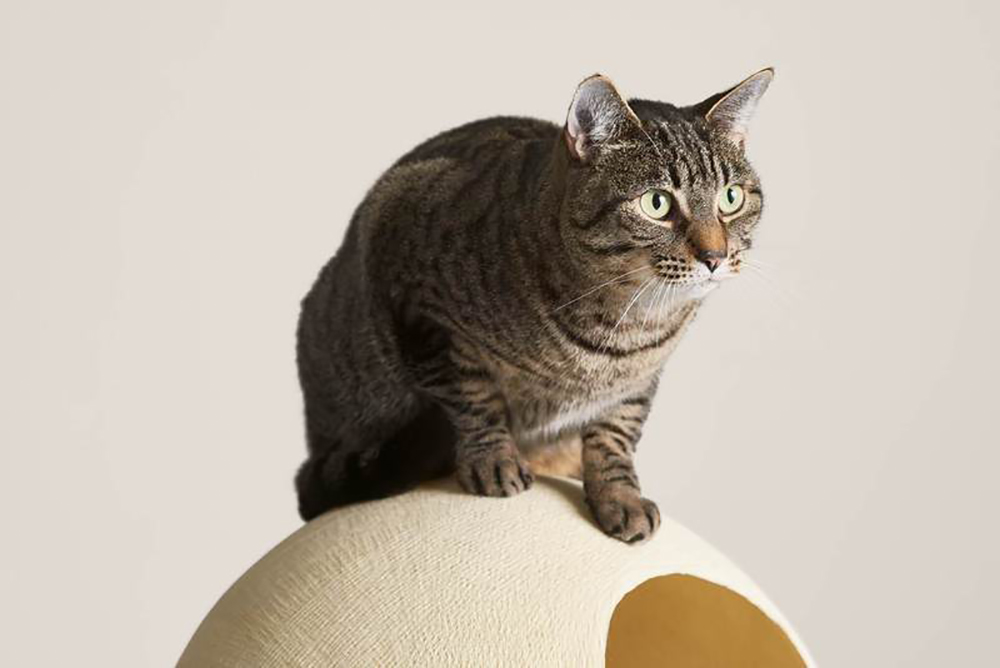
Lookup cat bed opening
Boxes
[179,478,813,666]
[607,574,805,667]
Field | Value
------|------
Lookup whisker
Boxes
[739,263,796,310]
[654,278,676,321]
[551,265,650,313]
[642,276,668,328]
[658,282,678,321]
[742,256,779,270]
[741,261,791,293]
[601,276,657,352]
[740,257,788,281]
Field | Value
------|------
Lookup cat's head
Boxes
[558,69,773,300]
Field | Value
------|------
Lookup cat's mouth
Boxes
[652,278,719,301]
[707,257,742,283]
[655,266,737,286]
[670,265,740,295]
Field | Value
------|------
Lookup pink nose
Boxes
[697,251,725,273]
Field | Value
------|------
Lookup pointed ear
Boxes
[696,68,774,150]
[564,74,640,162]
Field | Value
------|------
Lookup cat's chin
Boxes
[683,282,720,299]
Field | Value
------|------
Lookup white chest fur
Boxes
[507,391,628,444]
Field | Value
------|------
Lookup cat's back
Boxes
[392,115,558,170]
[354,115,557,260]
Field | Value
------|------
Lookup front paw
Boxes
[587,490,661,544]
[456,448,534,498]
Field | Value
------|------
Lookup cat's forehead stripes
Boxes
[650,119,726,188]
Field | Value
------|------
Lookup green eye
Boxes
[639,189,672,220]
[718,184,745,214]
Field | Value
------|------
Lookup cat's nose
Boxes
[688,222,727,274]
[697,250,725,273]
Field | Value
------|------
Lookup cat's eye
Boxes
[639,189,672,220]
[718,185,745,214]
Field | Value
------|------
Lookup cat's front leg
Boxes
[423,345,533,498]
[455,427,534,499]
[450,387,534,498]
[582,394,660,544]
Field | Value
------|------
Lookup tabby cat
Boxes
[295,69,773,543]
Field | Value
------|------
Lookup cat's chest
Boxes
[479,303,696,442]
[499,374,650,444]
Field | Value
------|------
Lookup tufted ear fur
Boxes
[694,68,774,150]
[564,74,640,162]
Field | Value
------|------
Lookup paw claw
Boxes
[588,492,660,544]
[469,468,486,496]
[457,448,533,498]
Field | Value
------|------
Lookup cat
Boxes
[295,69,773,543]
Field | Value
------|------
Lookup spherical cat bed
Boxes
[179,478,814,666]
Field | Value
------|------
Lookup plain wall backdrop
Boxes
[2,1,997,665]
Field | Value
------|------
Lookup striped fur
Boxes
[295,70,773,542]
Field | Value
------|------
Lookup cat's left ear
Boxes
[695,68,774,150]
[564,74,640,162]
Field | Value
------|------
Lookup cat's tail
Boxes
[295,404,456,521]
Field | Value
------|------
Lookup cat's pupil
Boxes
[652,193,662,209]
[726,188,735,203]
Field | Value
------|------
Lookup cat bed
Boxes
[178,478,814,666]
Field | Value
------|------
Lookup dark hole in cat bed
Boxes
[606,575,806,667]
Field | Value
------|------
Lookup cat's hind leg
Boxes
[295,402,456,521]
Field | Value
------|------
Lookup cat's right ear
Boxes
[564,75,639,162]
[695,68,774,150]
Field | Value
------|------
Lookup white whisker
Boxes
[658,282,678,321]
[742,256,779,271]
[600,276,657,352]
[642,277,668,328]
[739,262,796,309]
[551,265,650,313]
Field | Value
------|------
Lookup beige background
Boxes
[1,1,997,666]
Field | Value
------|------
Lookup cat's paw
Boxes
[587,491,660,544]
[456,449,534,498]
